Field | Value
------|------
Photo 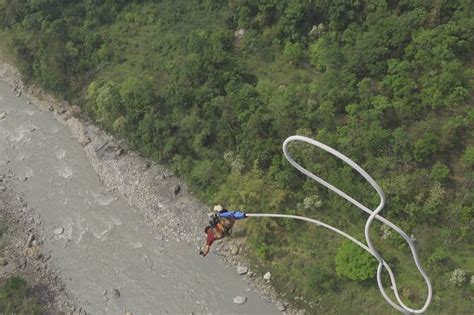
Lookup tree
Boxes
[120,77,156,124]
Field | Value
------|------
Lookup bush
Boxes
[427,247,450,270]
[309,38,326,71]
[413,133,440,162]
[0,276,43,314]
[189,159,227,197]
[305,265,336,293]
[461,146,474,168]
[335,241,377,281]
[283,42,303,65]
[430,162,450,181]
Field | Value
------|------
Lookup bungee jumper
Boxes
[199,205,247,257]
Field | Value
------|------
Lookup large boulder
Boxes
[237,266,248,275]
[263,272,272,281]
[233,296,247,305]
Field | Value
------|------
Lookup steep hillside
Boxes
[1,1,473,313]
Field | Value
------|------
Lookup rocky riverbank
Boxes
[0,60,300,314]
[0,174,82,313]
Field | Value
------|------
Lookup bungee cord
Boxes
[246,135,432,314]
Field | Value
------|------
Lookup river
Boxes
[0,78,277,314]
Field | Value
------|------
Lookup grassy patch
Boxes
[0,276,44,314]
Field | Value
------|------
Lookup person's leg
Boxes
[214,227,224,239]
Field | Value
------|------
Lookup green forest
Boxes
[1,0,473,313]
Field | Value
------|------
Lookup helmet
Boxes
[213,204,223,212]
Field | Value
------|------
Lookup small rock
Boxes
[234,29,245,39]
[276,301,286,312]
[233,296,247,305]
[0,258,8,266]
[108,288,120,299]
[0,112,6,120]
[145,161,152,169]
[103,290,108,296]
[247,271,254,277]
[230,246,239,256]
[26,245,42,260]
[54,227,65,235]
[27,233,35,247]
[115,148,124,156]
[57,108,67,114]
[172,184,181,196]
[263,272,272,281]
[15,257,27,269]
[70,105,82,116]
[48,106,54,111]
[62,111,73,121]
[78,133,91,146]
[30,127,37,132]
[237,266,248,275]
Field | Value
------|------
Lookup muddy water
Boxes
[0,80,276,314]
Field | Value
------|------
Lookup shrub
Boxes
[461,146,474,168]
[413,133,440,162]
[0,276,43,313]
[305,265,336,293]
[335,241,377,281]
[283,42,303,65]
[427,247,450,270]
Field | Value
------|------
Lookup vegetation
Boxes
[1,0,473,313]
[0,276,43,314]
[335,241,377,281]
[0,220,44,313]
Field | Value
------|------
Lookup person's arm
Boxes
[200,244,210,257]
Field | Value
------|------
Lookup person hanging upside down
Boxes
[199,205,247,257]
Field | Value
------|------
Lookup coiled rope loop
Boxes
[246,135,432,314]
